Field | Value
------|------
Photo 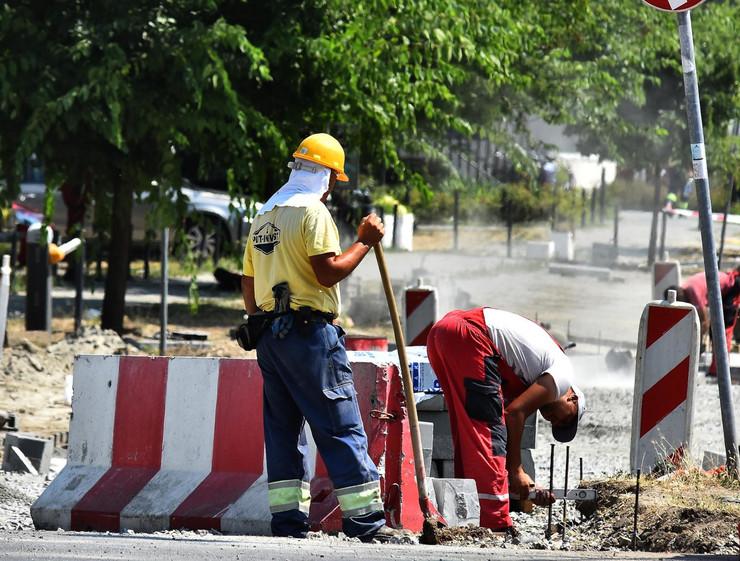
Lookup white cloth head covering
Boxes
[257,159,331,216]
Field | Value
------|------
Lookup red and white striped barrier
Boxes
[664,206,740,225]
[31,355,423,534]
[653,261,682,300]
[404,281,438,347]
[630,292,699,474]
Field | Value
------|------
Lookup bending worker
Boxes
[427,307,586,531]
[241,133,395,541]
[667,266,740,377]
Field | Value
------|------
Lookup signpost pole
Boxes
[676,11,738,475]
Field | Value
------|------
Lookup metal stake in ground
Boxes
[632,469,641,550]
[579,457,584,522]
[546,443,555,539]
[562,445,570,541]
[677,11,738,476]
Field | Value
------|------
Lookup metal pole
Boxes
[453,190,460,251]
[9,231,17,294]
[546,443,555,539]
[678,11,738,476]
[590,187,597,224]
[74,240,85,335]
[581,189,587,228]
[599,168,606,224]
[659,210,668,262]
[0,255,11,361]
[613,204,620,249]
[648,166,662,266]
[632,469,641,550]
[392,204,399,249]
[160,228,169,356]
[718,173,735,270]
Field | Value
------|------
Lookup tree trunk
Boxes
[101,174,133,333]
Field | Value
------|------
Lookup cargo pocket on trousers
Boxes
[322,383,359,433]
[464,379,502,423]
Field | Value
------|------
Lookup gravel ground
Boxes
[1,356,737,553]
[532,351,740,486]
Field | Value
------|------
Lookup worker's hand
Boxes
[509,467,534,502]
[530,487,556,507]
[357,213,384,246]
[509,467,554,507]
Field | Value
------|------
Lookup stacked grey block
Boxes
[430,478,480,526]
[418,394,538,481]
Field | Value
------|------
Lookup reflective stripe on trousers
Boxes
[479,492,509,502]
[335,480,383,518]
[268,479,311,514]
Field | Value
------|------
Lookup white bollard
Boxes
[403,279,438,347]
[0,255,11,361]
[630,289,699,474]
[652,260,682,301]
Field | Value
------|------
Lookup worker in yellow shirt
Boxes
[241,133,395,542]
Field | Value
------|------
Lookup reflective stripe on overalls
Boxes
[268,479,311,514]
[335,481,383,518]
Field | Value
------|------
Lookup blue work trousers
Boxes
[256,320,385,539]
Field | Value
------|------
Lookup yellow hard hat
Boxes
[293,133,349,182]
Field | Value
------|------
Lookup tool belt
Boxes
[235,282,336,351]
[235,308,336,351]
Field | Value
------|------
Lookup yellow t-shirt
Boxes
[242,201,342,315]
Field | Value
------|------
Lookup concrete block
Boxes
[2,433,52,474]
[549,262,611,281]
[418,410,454,460]
[418,421,434,477]
[526,241,555,261]
[521,448,535,483]
[416,393,446,411]
[702,451,726,471]
[431,459,455,479]
[521,413,538,449]
[591,242,618,267]
[431,478,480,527]
[551,231,574,262]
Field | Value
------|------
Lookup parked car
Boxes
[13,179,259,262]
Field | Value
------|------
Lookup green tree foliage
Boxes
[0,1,277,331]
[1,1,739,331]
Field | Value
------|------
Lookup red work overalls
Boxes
[426,308,527,530]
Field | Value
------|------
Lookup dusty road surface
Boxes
[0,531,732,561]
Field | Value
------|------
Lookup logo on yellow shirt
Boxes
[253,222,281,255]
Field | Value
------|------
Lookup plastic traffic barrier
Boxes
[403,280,438,347]
[653,261,682,301]
[630,291,699,474]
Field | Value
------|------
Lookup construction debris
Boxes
[2,433,52,475]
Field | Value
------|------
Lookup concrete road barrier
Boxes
[31,354,424,534]
[549,263,611,280]
[630,294,699,474]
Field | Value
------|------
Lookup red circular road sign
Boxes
[642,0,707,12]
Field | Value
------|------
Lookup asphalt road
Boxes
[0,532,732,561]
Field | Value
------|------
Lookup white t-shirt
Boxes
[482,308,573,398]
